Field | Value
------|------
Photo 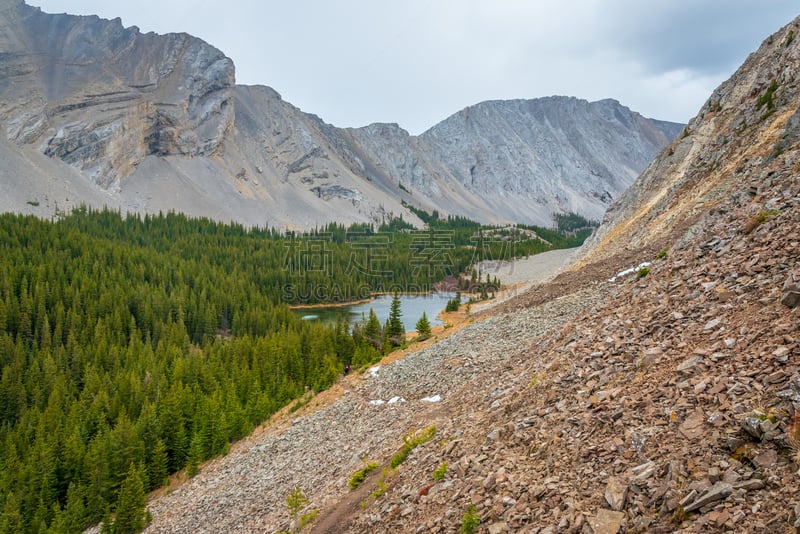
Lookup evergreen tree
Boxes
[186,432,204,478]
[385,292,404,347]
[146,440,169,491]
[113,463,148,534]
[286,485,308,520]
[362,309,382,349]
[415,312,431,341]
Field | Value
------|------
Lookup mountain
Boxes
[0,0,682,228]
[137,13,800,534]
[344,97,683,225]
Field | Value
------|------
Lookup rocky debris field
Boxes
[141,281,601,533]
[342,165,800,533]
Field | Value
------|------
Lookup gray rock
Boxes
[590,509,626,534]
[752,449,778,469]
[604,477,628,511]
[684,482,733,512]
[734,478,765,491]
[782,291,800,308]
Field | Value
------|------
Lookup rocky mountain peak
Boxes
[0,1,680,229]
[0,1,234,188]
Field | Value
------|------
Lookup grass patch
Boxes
[391,426,437,468]
[636,266,650,279]
[433,462,448,481]
[360,467,397,509]
[349,461,379,490]
[743,208,781,234]
[298,509,318,530]
[26,200,40,207]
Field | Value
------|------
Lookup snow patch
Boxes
[609,261,651,282]
[421,394,442,403]
[369,399,385,406]
[387,396,405,404]
[368,366,380,378]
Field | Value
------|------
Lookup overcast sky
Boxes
[31,1,799,134]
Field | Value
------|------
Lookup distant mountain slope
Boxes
[0,0,681,228]
[0,0,233,188]
[346,97,683,225]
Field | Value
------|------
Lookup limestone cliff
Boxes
[345,97,683,225]
[0,0,233,188]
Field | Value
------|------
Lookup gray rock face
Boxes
[0,1,681,228]
[345,98,682,225]
[0,0,234,188]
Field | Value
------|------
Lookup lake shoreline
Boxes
[288,290,463,310]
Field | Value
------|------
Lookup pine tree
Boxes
[415,312,431,341]
[385,292,404,347]
[113,463,148,534]
[146,440,169,491]
[362,309,382,349]
[286,485,308,520]
[186,431,204,478]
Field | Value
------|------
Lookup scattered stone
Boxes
[604,477,628,511]
[782,291,800,308]
[486,428,503,441]
[679,409,706,439]
[734,479,765,492]
[782,273,800,308]
[752,449,778,469]
[677,355,705,373]
[590,509,625,534]
[684,482,733,512]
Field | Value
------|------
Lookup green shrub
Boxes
[637,266,650,279]
[756,80,779,114]
[460,504,480,533]
[298,509,318,530]
[433,462,448,481]
[391,426,437,468]
[656,247,669,260]
[349,461,379,490]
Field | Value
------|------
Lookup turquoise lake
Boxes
[293,293,461,330]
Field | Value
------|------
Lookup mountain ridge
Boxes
[0,1,682,229]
